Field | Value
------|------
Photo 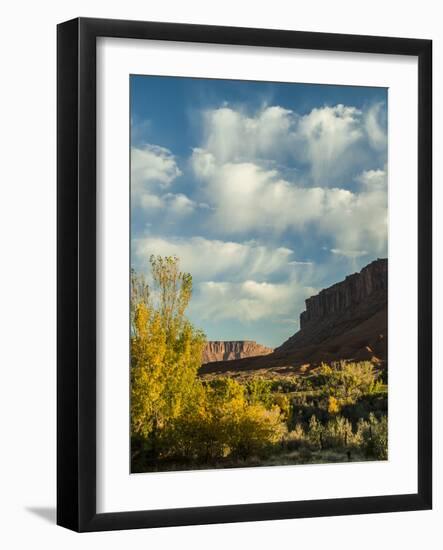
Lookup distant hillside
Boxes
[199,259,387,378]
[203,341,273,364]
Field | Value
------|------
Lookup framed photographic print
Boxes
[57,17,432,532]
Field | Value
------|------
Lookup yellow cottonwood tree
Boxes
[131,256,287,469]
[130,256,205,449]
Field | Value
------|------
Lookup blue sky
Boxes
[130,75,388,347]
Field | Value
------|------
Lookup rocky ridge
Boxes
[203,341,273,364]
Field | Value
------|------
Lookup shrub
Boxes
[284,424,306,451]
[317,361,380,405]
[227,404,286,460]
[307,415,324,450]
[322,416,354,449]
[272,393,292,421]
[327,396,340,414]
[245,378,274,408]
[158,409,227,462]
[357,413,388,460]
[158,377,286,463]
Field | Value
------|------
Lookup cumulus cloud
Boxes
[192,280,303,321]
[191,278,315,323]
[191,148,217,180]
[192,152,336,231]
[136,190,202,217]
[189,102,388,258]
[296,104,367,184]
[133,235,299,282]
[191,150,387,257]
[133,235,316,325]
[197,103,386,186]
[202,105,294,164]
[131,144,182,190]
[318,187,387,257]
[138,193,164,210]
[131,144,205,217]
[162,193,203,215]
[356,168,387,189]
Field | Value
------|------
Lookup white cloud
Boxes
[190,103,387,257]
[197,103,386,186]
[137,190,201,216]
[356,168,387,189]
[319,170,388,256]
[191,151,387,257]
[162,193,198,215]
[139,193,164,210]
[296,104,366,184]
[364,102,387,151]
[192,152,323,232]
[132,104,387,259]
[131,144,182,190]
[191,148,217,179]
[202,106,294,164]
[130,145,204,217]
[133,235,297,282]
[133,235,316,324]
[191,278,315,322]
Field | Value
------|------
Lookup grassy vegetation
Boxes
[131,256,387,473]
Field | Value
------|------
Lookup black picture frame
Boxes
[57,17,432,532]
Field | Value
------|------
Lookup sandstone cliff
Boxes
[199,259,387,378]
[299,258,387,330]
[277,258,387,355]
[203,341,273,364]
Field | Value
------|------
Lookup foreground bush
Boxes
[159,378,286,462]
[283,412,387,460]
[357,413,388,460]
[316,361,382,405]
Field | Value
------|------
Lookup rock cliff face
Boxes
[299,259,387,329]
[199,259,387,378]
[276,258,387,355]
[203,341,273,364]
